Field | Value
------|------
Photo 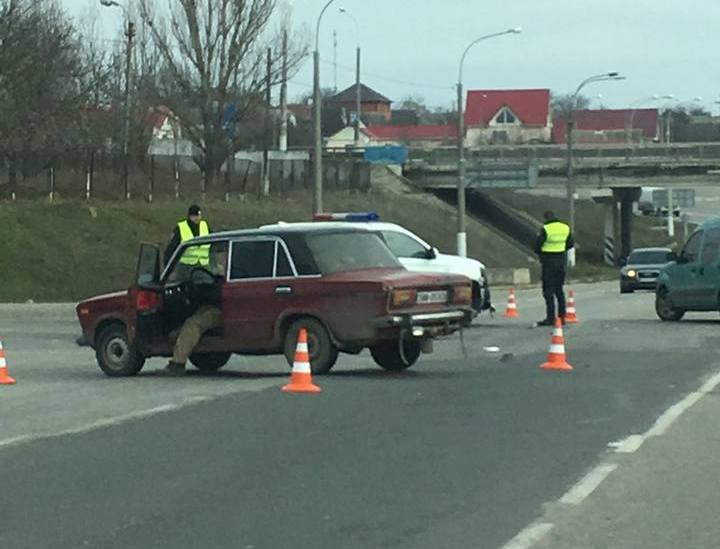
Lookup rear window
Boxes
[628,251,673,264]
[306,232,402,275]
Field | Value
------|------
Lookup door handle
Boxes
[275,286,292,295]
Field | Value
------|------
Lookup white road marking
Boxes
[609,434,644,453]
[698,370,720,394]
[645,391,703,437]
[559,463,618,505]
[0,381,278,452]
[499,522,554,549]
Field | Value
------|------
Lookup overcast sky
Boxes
[64,0,719,112]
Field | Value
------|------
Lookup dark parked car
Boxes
[76,226,473,376]
[620,247,675,293]
[656,218,720,321]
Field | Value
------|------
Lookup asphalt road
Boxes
[1,282,719,549]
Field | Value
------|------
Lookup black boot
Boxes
[158,361,186,376]
[535,318,554,327]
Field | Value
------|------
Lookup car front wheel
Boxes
[189,352,232,372]
[655,289,684,321]
[370,338,422,371]
[284,318,339,375]
[95,324,146,377]
[620,283,634,294]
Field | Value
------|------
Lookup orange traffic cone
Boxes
[540,317,573,371]
[503,288,519,318]
[0,339,16,385]
[282,329,321,393]
[565,290,579,324]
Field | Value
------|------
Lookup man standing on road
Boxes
[534,210,574,326]
[164,205,211,266]
[159,242,228,376]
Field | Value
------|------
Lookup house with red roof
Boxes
[552,109,660,144]
[464,89,552,145]
[325,123,457,149]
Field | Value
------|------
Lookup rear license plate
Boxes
[417,290,448,304]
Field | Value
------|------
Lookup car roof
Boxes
[183,224,372,245]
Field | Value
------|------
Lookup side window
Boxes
[381,231,429,259]
[701,228,720,265]
[276,243,295,277]
[682,231,703,263]
[230,240,275,279]
[165,241,228,284]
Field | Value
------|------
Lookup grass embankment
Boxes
[488,189,688,259]
[1,188,528,302]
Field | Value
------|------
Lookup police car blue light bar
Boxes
[313,212,380,222]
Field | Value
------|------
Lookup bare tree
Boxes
[0,0,87,198]
[551,92,591,118]
[137,0,307,193]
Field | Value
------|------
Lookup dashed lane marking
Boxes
[499,522,554,549]
[559,463,618,505]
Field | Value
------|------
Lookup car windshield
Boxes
[628,250,673,264]
[306,232,402,274]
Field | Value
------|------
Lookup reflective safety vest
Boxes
[177,219,210,265]
[541,221,571,253]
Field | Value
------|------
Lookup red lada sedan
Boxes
[76,226,473,376]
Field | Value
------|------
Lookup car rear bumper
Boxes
[373,309,472,337]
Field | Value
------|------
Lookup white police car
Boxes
[263,213,493,315]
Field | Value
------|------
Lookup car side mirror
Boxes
[619,257,627,267]
[676,254,688,264]
[669,252,678,262]
[426,247,438,260]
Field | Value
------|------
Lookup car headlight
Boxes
[391,289,417,307]
[627,269,637,278]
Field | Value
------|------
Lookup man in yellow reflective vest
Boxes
[534,210,575,326]
[164,205,211,266]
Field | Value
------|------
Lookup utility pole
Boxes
[122,19,135,200]
[262,47,272,196]
[354,45,361,145]
[333,30,338,92]
[279,29,289,152]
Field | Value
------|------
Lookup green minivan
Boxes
[655,218,720,321]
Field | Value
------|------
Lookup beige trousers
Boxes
[172,305,223,365]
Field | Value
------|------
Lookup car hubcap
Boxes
[106,337,129,369]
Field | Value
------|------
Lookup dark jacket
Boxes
[164,219,211,265]
[193,275,224,309]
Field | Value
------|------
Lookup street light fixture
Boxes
[313,0,340,214]
[626,94,673,143]
[100,0,134,201]
[339,7,362,147]
[565,71,625,265]
[456,27,522,257]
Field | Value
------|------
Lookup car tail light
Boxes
[391,289,417,308]
[136,290,161,311]
[453,285,472,304]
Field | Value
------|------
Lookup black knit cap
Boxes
[188,204,201,216]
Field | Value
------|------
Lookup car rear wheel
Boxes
[284,318,339,375]
[655,289,684,321]
[95,324,146,377]
[189,352,232,372]
[370,338,422,371]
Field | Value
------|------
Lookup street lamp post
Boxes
[339,7,361,147]
[313,0,339,214]
[456,27,521,257]
[566,72,625,265]
[100,0,134,201]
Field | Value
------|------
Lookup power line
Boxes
[319,57,453,91]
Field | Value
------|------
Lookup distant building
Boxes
[329,83,392,123]
[325,123,457,149]
[552,109,660,144]
[464,89,552,145]
[390,109,419,126]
